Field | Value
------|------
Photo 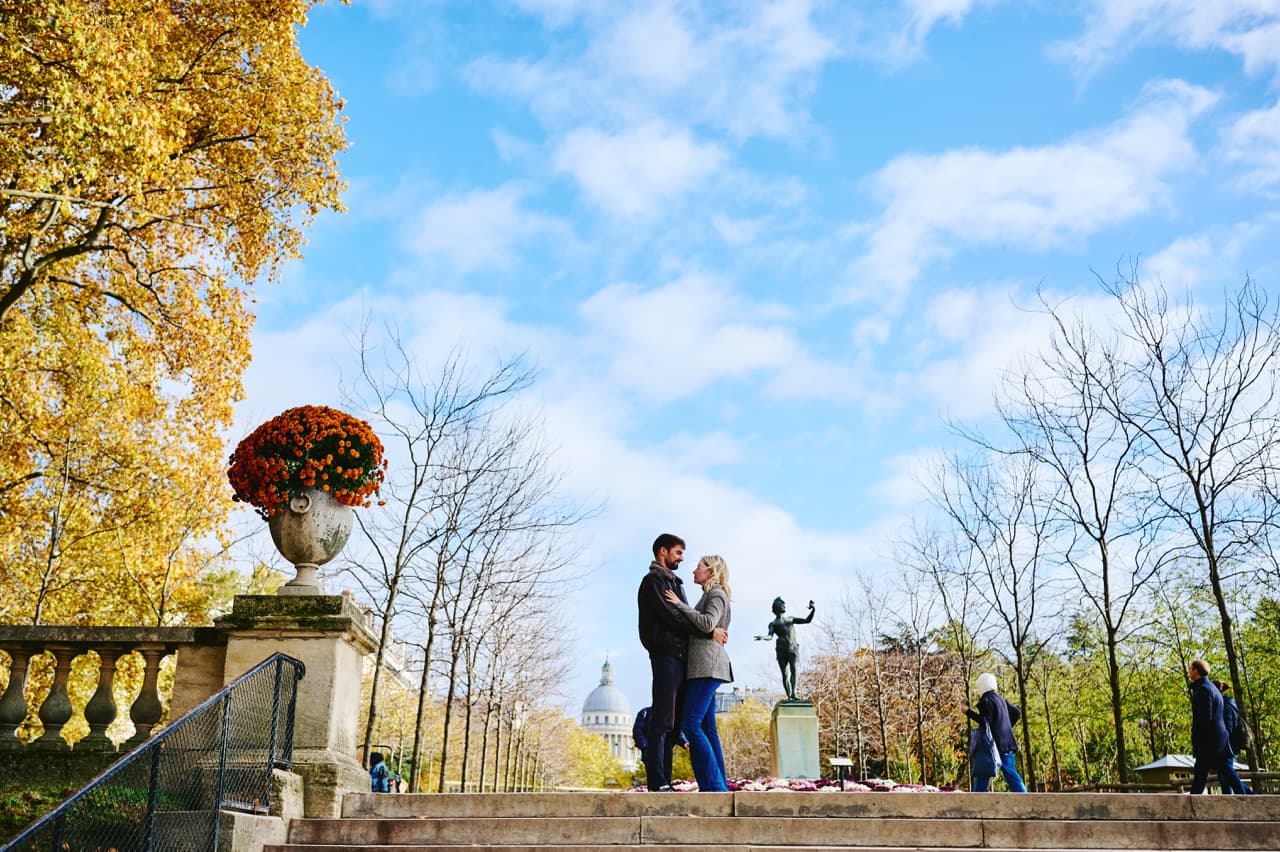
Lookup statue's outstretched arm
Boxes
[794,601,816,625]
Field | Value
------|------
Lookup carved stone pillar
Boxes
[32,647,73,751]
[126,647,167,749]
[216,594,375,818]
[79,647,122,752]
[0,646,32,750]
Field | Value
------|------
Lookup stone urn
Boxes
[268,488,354,595]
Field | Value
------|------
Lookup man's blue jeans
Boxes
[972,750,1027,792]
[682,677,728,791]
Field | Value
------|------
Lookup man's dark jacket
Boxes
[637,562,690,659]
[1190,676,1230,758]
[966,690,1022,754]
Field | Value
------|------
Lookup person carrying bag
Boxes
[963,672,1028,792]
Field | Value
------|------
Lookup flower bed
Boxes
[633,777,955,792]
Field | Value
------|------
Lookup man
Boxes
[1188,660,1246,794]
[636,533,725,791]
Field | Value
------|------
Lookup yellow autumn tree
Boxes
[0,0,347,624]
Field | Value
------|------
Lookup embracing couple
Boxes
[636,532,733,792]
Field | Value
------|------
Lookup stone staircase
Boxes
[264,790,1280,852]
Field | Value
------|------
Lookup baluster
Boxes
[79,647,121,751]
[0,646,33,750]
[33,647,73,751]
[126,647,167,748]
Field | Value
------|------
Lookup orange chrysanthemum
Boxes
[227,405,387,520]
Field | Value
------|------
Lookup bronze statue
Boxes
[755,597,814,701]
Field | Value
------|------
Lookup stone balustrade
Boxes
[2,595,376,822]
[0,625,222,753]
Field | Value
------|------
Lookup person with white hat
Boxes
[963,672,1027,792]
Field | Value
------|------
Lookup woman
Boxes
[663,554,733,792]
[963,672,1027,792]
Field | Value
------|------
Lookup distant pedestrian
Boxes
[963,672,1027,792]
[632,706,686,754]
[1216,680,1253,794]
[370,751,391,793]
[1188,662,1245,794]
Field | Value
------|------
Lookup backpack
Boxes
[1228,702,1250,753]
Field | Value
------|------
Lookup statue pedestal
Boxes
[771,700,819,779]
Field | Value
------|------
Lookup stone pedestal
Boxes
[214,594,376,818]
[770,700,819,779]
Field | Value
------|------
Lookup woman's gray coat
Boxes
[671,586,733,683]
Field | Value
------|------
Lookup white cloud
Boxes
[578,273,797,395]
[1145,236,1217,288]
[922,289,980,343]
[1223,97,1280,190]
[593,4,704,89]
[1051,1,1280,81]
[853,314,893,345]
[711,214,766,244]
[657,430,749,470]
[889,0,989,63]
[570,272,875,405]
[1145,223,1264,289]
[907,285,1060,419]
[849,80,1218,306]
[553,122,726,218]
[510,0,601,27]
[468,1,839,143]
[872,448,948,509]
[400,184,564,273]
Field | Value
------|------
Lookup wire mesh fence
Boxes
[4,653,303,852]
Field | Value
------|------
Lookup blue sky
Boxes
[234,1,1280,717]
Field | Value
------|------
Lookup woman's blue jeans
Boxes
[682,677,728,791]
[972,751,1027,792]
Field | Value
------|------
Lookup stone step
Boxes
[281,815,1279,850]
[266,847,1234,852]
[341,791,1280,823]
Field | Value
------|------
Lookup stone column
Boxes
[770,700,820,779]
[79,648,121,752]
[32,647,73,751]
[215,593,376,818]
[0,647,32,750]
[125,646,169,750]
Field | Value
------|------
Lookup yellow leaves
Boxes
[0,0,347,625]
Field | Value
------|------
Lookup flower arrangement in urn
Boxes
[228,405,387,594]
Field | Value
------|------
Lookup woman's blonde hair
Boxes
[697,554,731,599]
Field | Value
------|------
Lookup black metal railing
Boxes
[3,652,304,852]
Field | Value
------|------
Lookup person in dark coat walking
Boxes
[369,752,391,793]
[1216,679,1254,794]
[632,706,687,753]
[1188,660,1246,794]
[963,672,1027,792]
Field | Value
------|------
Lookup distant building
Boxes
[581,661,638,772]
[715,685,779,714]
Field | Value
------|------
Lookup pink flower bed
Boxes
[633,777,955,793]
